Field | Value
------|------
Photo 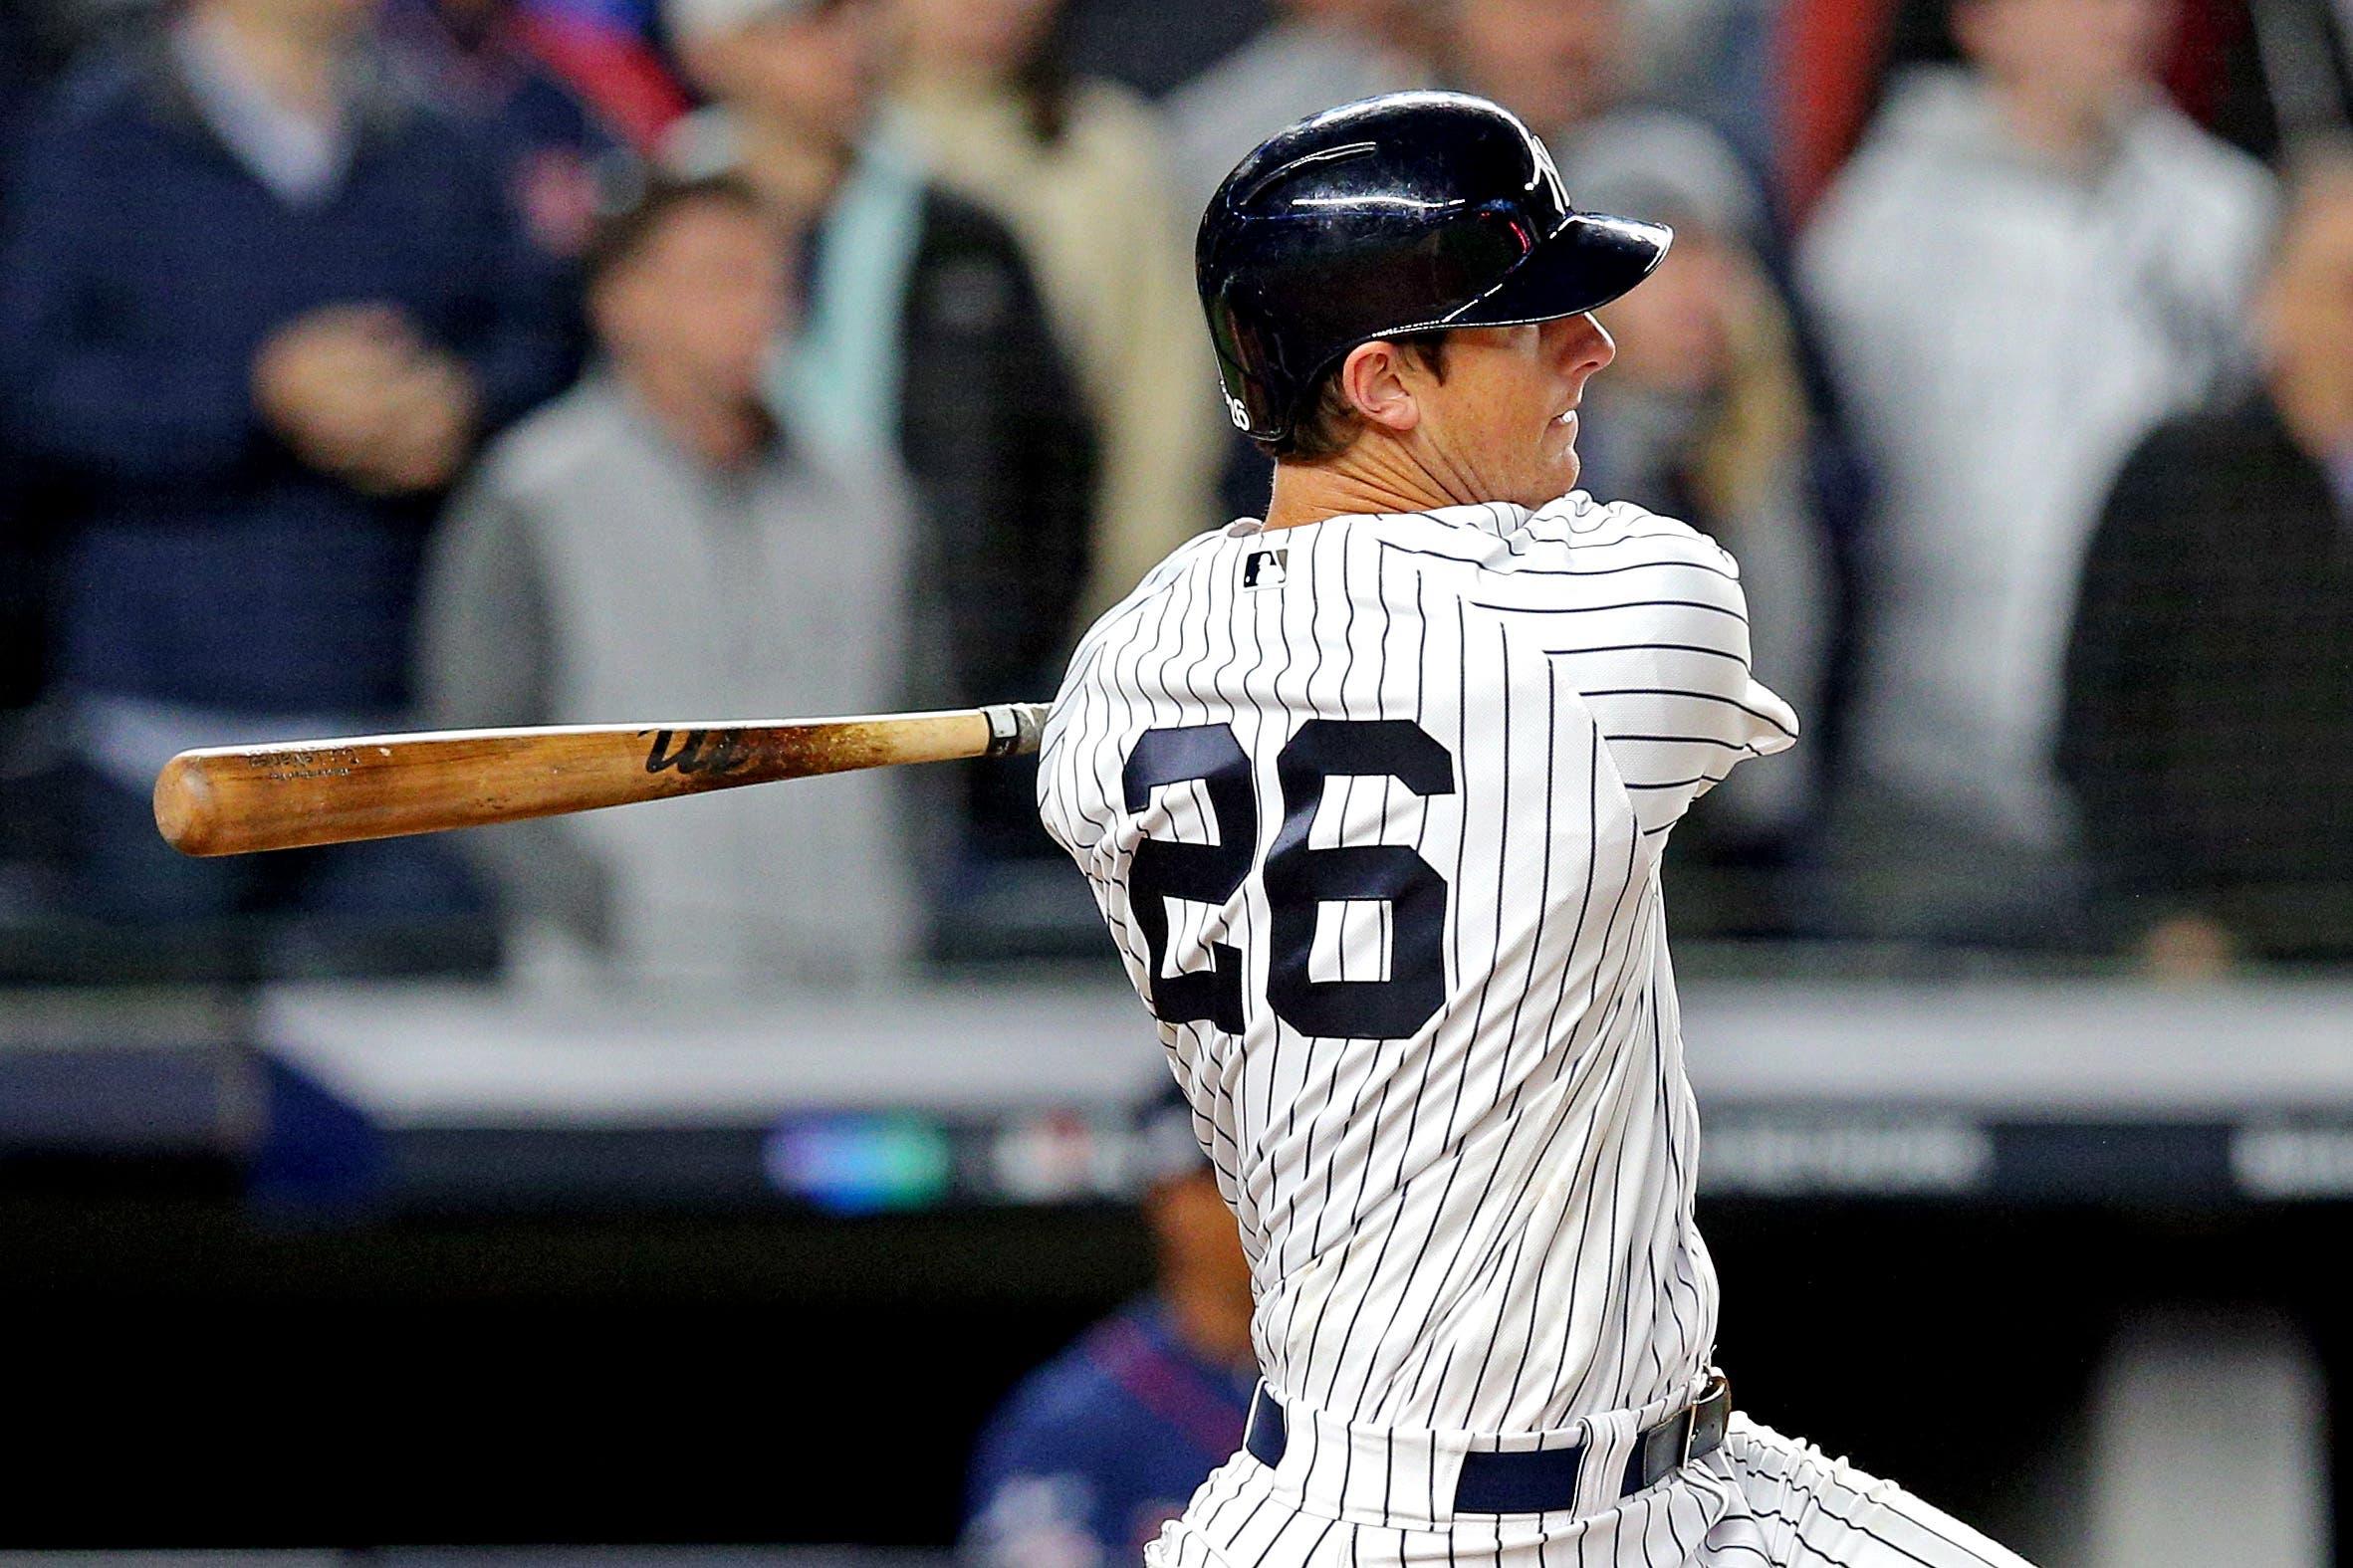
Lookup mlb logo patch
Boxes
[1243,549,1289,589]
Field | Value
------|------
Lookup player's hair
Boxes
[1281,331,1455,463]
[582,167,767,293]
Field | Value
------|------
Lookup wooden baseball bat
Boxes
[152,701,1053,857]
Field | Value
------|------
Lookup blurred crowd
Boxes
[0,0,2348,985]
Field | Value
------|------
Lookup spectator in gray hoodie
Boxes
[418,172,921,985]
[1797,0,2276,945]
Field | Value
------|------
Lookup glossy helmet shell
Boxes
[1196,91,1672,451]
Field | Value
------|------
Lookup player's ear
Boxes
[1338,339,1422,436]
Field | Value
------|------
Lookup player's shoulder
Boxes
[1373,493,1740,578]
[1059,527,1237,658]
[1529,491,1714,545]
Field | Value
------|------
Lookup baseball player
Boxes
[1038,92,2038,1567]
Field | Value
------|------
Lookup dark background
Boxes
[6,1154,2342,1555]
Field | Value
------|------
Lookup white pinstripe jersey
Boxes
[1038,493,1797,1440]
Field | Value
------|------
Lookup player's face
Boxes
[1408,314,1617,510]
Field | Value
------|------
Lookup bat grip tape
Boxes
[982,702,1049,759]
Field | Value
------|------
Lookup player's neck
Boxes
[1262,451,1462,531]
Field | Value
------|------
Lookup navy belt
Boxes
[1244,1372,1731,1514]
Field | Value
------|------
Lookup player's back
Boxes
[1039,495,1794,1445]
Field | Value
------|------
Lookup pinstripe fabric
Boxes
[1140,1415,2037,1567]
[1041,492,1793,1442]
[1041,493,2036,1564]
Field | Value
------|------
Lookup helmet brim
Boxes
[1446,212,1673,330]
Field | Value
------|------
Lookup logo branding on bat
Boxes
[252,747,360,783]
[644,729,753,777]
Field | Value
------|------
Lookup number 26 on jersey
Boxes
[1122,720,1455,1042]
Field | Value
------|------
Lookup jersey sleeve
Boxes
[1508,497,1800,838]
[1037,528,1231,871]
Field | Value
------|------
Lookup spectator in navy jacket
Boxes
[0,0,571,928]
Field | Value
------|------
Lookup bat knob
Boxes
[153,753,222,856]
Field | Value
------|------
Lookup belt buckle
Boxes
[1676,1405,1697,1470]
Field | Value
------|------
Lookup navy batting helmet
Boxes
[1197,91,1673,452]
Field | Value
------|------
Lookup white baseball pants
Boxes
[1146,1413,2038,1568]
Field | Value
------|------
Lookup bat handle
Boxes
[980,702,1053,759]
